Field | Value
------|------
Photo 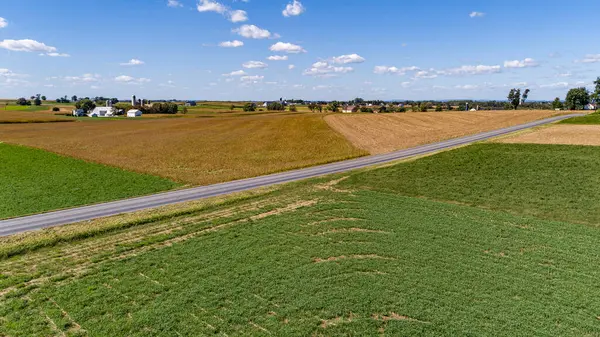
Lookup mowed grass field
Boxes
[3,143,600,335]
[325,110,566,154]
[0,143,180,219]
[0,114,367,186]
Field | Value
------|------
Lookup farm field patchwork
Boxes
[3,142,600,335]
[496,124,600,146]
[0,143,180,219]
[325,110,566,154]
[0,114,366,186]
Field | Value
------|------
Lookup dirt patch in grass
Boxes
[0,114,366,185]
[496,124,600,146]
[325,110,564,154]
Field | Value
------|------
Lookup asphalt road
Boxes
[0,114,582,236]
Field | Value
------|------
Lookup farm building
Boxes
[342,105,356,113]
[584,103,597,110]
[185,101,197,107]
[72,109,85,117]
[88,107,116,118]
[127,109,142,118]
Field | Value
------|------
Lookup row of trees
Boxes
[15,94,45,106]
[557,77,600,110]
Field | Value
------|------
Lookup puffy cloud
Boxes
[243,61,268,69]
[0,39,57,53]
[576,54,600,63]
[283,0,305,17]
[288,64,295,70]
[229,10,248,22]
[234,24,272,39]
[269,42,306,53]
[120,58,144,66]
[373,65,419,75]
[504,58,539,68]
[414,70,438,79]
[219,40,244,47]
[64,74,101,83]
[115,75,150,84]
[197,0,227,13]
[331,53,365,64]
[303,61,353,77]
[167,0,182,7]
[267,55,288,61]
[0,18,7,28]
[439,64,502,76]
[222,70,247,76]
[469,12,485,18]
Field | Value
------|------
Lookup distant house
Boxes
[88,107,116,118]
[342,105,356,113]
[127,109,142,118]
[72,109,85,117]
[262,102,269,108]
[584,103,597,110]
[185,101,197,107]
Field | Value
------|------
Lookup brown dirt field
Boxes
[325,110,564,154]
[495,124,600,146]
[0,114,366,185]
[0,110,68,123]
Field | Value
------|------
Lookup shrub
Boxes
[289,105,297,112]
[267,102,285,111]
[52,107,60,112]
[398,107,406,113]
[435,105,443,112]
[244,103,257,112]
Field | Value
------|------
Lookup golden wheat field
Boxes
[0,114,366,185]
[325,110,567,154]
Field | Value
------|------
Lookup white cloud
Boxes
[0,18,7,28]
[540,82,569,88]
[576,54,600,63]
[267,55,288,61]
[120,58,144,66]
[241,75,264,81]
[455,84,479,90]
[197,0,227,13]
[504,58,539,68]
[46,52,70,57]
[243,61,268,69]
[469,11,485,18]
[283,0,305,17]
[167,0,183,7]
[0,39,57,53]
[514,82,528,87]
[234,25,272,39]
[414,70,438,79]
[288,64,295,70]
[219,40,244,48]
[64,73,101,83]
[115,75,150,84]
[373,65,419,75]
[401,81,412,88]
[269,42,306,53]
[303,61,353,77]
[229,10,248,22]
[439,64,502,76]
[223,70,247,76]
[331,53,365,64]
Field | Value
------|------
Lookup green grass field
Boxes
[0,143,180,219]
[3,142,600,335]
[2,105,50,112]
[560,113,600,124]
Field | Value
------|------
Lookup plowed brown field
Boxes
[0,114,366,185]
[496,124,600,146]
[325,110,563,154]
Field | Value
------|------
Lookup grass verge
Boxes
[560,113,600,124]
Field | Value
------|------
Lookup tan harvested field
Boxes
[0,110,69,123]
[496,124,600,146]
[325,110,565,154]
[0,114,366,185]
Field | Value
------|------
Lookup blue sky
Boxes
[1,0,599,101]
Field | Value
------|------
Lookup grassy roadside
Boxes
[0,143,180,219]
[560,113,600,124]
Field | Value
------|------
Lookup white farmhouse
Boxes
[127,109,142,118]
[88,107,116,118]
[584,103,597,110]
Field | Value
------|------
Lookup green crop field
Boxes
[0,143,180,219]
[2,105,50,112]
[2,142,600,335]
[560,113,600,124]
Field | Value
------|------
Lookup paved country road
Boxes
[0,114,583,236]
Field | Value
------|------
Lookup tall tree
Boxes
[591,77,600,106]
[552,97,564,110]
[507,88,521,110]
[565,87,590,110]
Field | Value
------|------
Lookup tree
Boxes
[243,103,256,112]
[71,95,78,102]
[353,97,364,104]
[30,96,35,100]
[33,97,42,106]
[435,105,443,112]
[41,95,46,101]
[230,104,235,111]
[307,102,317,112]
[552,97,564,110]
[507,88,521,110]
[16,97,29,106]
[75,99,96,112]
[591,77,600,106]
[316,104,323,113]
[289,105,297,112]
[565,87,590,110]
[419,102,429,112]
[327,101,340,112]
[267,102,285,111]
